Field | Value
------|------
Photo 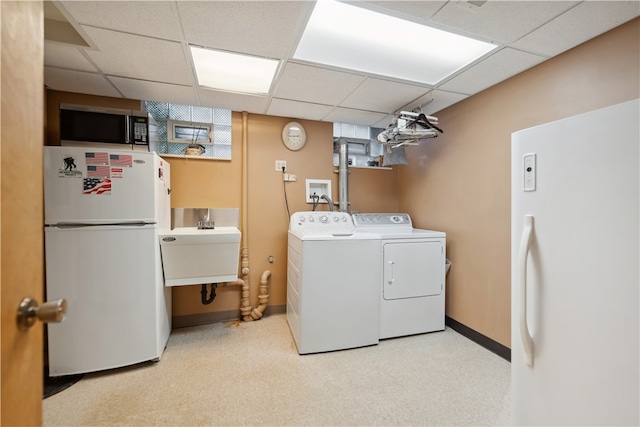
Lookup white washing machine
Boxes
[287,211,381,354]
[352,213,446,339]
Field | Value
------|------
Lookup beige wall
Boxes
[399,18,640,347]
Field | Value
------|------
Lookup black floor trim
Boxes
[43,365,83,399]
[445,316,511,362]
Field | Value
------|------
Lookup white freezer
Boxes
[511,99,639,425]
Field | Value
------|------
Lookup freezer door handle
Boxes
[518,215,535,366]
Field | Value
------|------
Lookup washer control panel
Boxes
[352,213,413,228]
[290,211,353,234]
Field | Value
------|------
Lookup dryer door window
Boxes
[383,241,443,300]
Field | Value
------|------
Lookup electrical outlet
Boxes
[283,174,296,182]
[275,160,287,172]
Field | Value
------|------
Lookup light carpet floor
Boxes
[43,314,511,426]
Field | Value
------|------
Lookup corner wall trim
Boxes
[445,316,511,362]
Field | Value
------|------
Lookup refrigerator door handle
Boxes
[51,221,149,229]
[519,215,535,366]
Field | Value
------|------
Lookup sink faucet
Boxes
[197,220,215,229]
[197,209,215,229]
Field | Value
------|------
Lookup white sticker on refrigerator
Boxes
[57,155,82,178]
[111,168,123,179]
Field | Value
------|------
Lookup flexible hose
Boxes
[321,194,334,211]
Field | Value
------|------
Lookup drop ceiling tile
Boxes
[323,108,389,127]
[345,1,447,21]
[438,48,546,95]
[60,1,183,41]
[430,1,579,44]
[45,67,122,98]
[45,42,97,72]
[178,1,309,58]
[511,1,640,57]
[267,98,334,121]
[198,88,269,115]
[109,77,197,106]
[82,27,192,85]
[401,90,469,116]
[372,114,397,129]
[340,78,430,113]
[273,63,366,106]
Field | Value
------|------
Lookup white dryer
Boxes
[352,213,446,339]
[287,211,381,354]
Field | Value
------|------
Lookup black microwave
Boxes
[59,103,149,147]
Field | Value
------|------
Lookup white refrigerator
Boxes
[44,146,172,376]
[511,99,639,425]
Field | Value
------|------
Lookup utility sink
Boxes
[159,226,241,287]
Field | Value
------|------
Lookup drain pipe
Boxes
[249,270,271,320]
[235,111,271,321]
[338,138,349,212]
[239,111,252,320]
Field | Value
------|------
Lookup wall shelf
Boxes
[159,154,230,161]
[334,166,392,172]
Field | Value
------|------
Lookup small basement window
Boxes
[145,101,232,160]
[167,120,212,143]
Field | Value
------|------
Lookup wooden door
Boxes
[1,1,45,425]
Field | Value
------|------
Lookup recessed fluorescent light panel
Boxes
[190,46,279,95]
[294,0,497,85]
